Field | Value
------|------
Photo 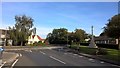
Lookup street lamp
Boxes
[4,29,7,46]
[67,32,68,46]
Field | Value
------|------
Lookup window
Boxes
[2,30,5,35]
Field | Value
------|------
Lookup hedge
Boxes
[80,43,119,50]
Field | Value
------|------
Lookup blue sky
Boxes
[1,2,118,38]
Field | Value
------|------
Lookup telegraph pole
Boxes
[67,33,68,46]
[4,29,7,46]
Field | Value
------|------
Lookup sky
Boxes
[1,2,118,39]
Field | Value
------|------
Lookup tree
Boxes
[74,29,86,43]
[103,14,120,49]
[68,32,75,45]
[9,15,34,46]
[46,28,68,44]
[46,33,53,44]
[46,28,88,45]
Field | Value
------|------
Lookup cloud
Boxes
[0,22,14,29]
[36,27,53,38]
[0,23,53,39]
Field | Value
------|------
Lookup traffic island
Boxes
[1,52,19,66]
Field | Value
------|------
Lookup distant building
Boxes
[85,38,90,42]
[84,36,118,45]
[0,29,12,46]
[28,33,45,44]
[94,36,118,44]
[0,28,46,46]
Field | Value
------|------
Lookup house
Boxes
[0,29,11,46]
[94,36,118,44]
[28,34,45,44]
[0,28,46,46]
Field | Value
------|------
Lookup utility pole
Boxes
[67,33,68,46]
[89,26,98,48]
[4,29,7,46]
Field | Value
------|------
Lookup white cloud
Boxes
[0,22,14,29]
[36,27,53,39]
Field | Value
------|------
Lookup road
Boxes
[3,47,119,68]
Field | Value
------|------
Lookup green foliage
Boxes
[103,14,120,38]
[74,29,86,42]
[46,28,68,44]
[103,14,120,49]
[79,46,98,55]
[69,45,119,62]
[97,48,108,55]
[8,15,34,46]
[102,48,120,61]
[69,45,108,55]
[33,41,45,46]
[46,28,88,45]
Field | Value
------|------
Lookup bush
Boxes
[27,41,45,46]
[33,42,38,46]
[97,48,108,55]
[70,45,79,50]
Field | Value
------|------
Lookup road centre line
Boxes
[11,59,19,68]
[49,56,66,64]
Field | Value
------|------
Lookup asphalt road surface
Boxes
[4,48,119,68]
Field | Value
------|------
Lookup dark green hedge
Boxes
[80,43,119,50]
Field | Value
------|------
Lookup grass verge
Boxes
[68,45,120,62]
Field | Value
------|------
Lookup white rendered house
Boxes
[28,33,44,44]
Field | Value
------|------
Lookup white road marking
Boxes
[73,54,77,56]
[0,62,6,68]
[29,50,32,52]
[79,56,83,57]
[40,51,46,55]
[11,59,19,68]
[24,50,29,52]
[24,50,32,52]
[88,58,95,62]
[19,54,22,57]
[49,56,66,64]
[112,64,120,67]
[100,61,104,64]
[64,53,67,55]
[89,58,94,61]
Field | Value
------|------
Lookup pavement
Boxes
[0,52,19,66]
[78,53,120,66]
